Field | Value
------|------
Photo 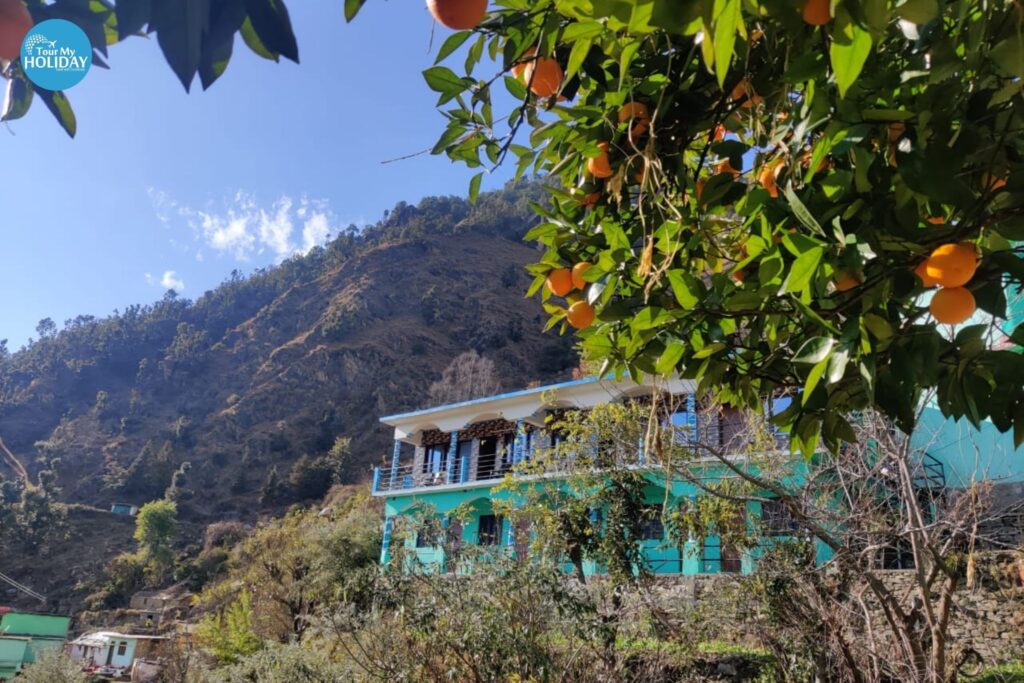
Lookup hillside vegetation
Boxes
[0,183,576,609]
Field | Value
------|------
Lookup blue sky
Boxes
[2,0,510,349]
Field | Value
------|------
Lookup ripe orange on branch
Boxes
[426,0,487,30]
[571,262,592,289]
[524,56,563,98]
[618,101,651,137]
[802,0,831,25]
[566,301,595,329]
[0,0,32,61]
[587,142,614,179]
[546,268,574,297]
[914,262,940,287]
[924,242,978,288]
[930,287,976,324]
[834,272,861,292]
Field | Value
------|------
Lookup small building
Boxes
[0,610,71,680]
[128,585,193,629]
[110,503,139,516]
[69,631,166,677]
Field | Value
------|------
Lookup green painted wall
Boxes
[382,461,832,576]
[913,407,1024,488]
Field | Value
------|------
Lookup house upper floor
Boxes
[372,376,793,497]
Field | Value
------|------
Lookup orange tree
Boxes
[4,0,1023,453]
[404,0,1024,454]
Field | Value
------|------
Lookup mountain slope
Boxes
[0,183,576,527]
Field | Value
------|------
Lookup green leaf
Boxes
[895,0,937,24]
[781,246,823,294]
[783,186,825,236]
[711,0,741,87]
[240,16,278,61]
[199,0,246,90]
[116,0,151,39]
[863,313,893,340]
[803,357,829,404]
[2,78,33,122]
[563,21,604,42]
[826,346,849,384]
[243,0,299,63]
[565,36,592,82]
[152,0,210,91]
[830,6,873,98]
[693,342,726,359]
[422,66,469,102]
[468,172,483,204]
[656,340,686,374]
[793,337,836,364]
[435,31,472,65]
[991,36,1024,78]
[667,271,700,309]
[344,0,367,22]
[36,89,76,138]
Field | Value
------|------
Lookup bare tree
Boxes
[427,350,501,407]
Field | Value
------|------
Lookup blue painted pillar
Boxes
[446,431,459,484]
[505,516,515,548]
[372,466,381,494]
[380,516,393,564]
[513,419,525,465]
[637,435,645,465]
[388,440,401,489]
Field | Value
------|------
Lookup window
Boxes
[117,642,127,656]
[416,519,439,548]
[767,396,793,440]
[478,514,503,546]
[638,506,664,541]
[670,407,695,444]
[423,444,448,474]
[761,499,798,536]
[456,440,473,476]
[478,436,498,479]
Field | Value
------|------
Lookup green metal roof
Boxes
[0,612,70,639]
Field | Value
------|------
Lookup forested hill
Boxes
[0,182,577,524]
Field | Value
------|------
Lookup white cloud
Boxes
[161,270,185,292]
[150,190,339,262]
[146,270,185,292]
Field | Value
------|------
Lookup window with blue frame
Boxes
[456,440,473,476]
[422,443,448,474]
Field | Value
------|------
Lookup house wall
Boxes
[913,407,1024,488]
[382,461,829,577]
[108,639,137,669]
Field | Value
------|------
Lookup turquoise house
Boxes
[0,610,71,680]
[372,369,1024,576]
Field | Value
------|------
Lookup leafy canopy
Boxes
[8,0,1024,452]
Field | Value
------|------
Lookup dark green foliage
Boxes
[260,466,283,506]
[287,455,333,501]
[121,440,176,500]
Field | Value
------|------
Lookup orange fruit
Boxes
[914,261,940,287]
[712,125,726,142]
[546,268,574,296]
[926,216,946,225]
[802,0,830,25]
[730,80,750,102]
[577,191,600,208]
[924,242,978,288]
[834,271,861,292]
[0,0,32,61]
[982,173,1008,192]
[887,122,906,143]
[426,0,487,30]
[524,56,563,98]
[716,159,740,178]
[566,300,595,329]
[696,177,706,200]
[571,262,592,289]
[619,101,651,137]
[930,287,976,325]
[587,142,614,179]
[758,161,783,198]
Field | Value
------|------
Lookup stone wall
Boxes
[632,554,1024,665]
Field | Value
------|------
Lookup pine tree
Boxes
[260,466,283,506]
